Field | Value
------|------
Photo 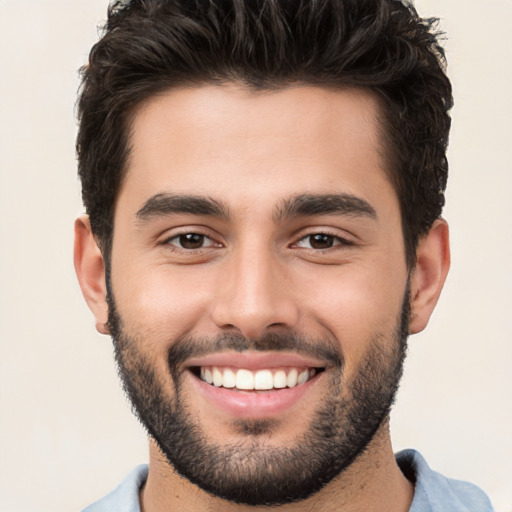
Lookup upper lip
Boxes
[185,351,327,371]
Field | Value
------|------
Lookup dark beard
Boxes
[107,289,410,506]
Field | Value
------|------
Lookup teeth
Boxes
[199,366,317,390]
[254,370,273,390]
[287,368,298,388]
[212,367,223,387]
[297,370,309,385]
[273,370,287,389]
[236,369,254,390]
[223,368,236,388]
[203,368,213,384]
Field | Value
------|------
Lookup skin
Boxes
[75,84,450,511]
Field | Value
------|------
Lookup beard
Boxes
[107,287,410,506]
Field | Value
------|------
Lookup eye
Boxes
[166,233,219,250]
[295,233,351,250]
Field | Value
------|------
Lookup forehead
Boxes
[118,84,395,218]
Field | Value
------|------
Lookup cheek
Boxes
[296,257,407,365]
[111,264,218,351]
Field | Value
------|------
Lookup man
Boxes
[74,0,495,510]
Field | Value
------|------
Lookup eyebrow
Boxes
[135,192,376,224]
[136,193,230,223]
[274,193,377,221]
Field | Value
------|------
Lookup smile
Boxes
[198,366,318,391]
[185,352,328,418]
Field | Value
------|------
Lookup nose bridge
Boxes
[212,238,298,338]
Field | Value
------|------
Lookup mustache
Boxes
[167,332,343,374]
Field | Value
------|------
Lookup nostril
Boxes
[211,291,300,340]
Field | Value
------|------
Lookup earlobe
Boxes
[74,215,110,335]
[409,219,450,334]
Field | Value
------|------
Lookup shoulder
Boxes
[396,449,495,512]
[81,464,149,512]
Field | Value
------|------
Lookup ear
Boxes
[409,219,450,334]
[74,215,110,335]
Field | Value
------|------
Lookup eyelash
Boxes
[162,230,353,252]
[293,231,354,250]
[163,232,221,251]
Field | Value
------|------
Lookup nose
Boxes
[211,247,299,339]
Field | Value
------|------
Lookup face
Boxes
[107,85,411,504]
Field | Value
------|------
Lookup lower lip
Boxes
[188,372,322,419]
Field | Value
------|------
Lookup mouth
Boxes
[192,366,323,391]
[184,352,327,419]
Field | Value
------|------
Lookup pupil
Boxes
[180,233,204,249]
[310,234,333,249]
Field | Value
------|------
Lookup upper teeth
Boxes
[200,367,315,390]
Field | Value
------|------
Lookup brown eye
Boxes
[178,233,206,249]
[308,234,335,249]
[295,232,351,250]
[164,231,222,255]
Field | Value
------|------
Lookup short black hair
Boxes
[76,0,452,268]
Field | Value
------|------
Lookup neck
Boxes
[140,420,414,512]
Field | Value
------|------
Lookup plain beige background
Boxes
[0,1,511,511]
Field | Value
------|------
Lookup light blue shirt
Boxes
[82,449,495,511]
